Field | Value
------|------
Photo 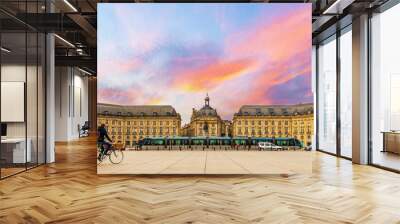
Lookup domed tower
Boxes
[188,93,224,137]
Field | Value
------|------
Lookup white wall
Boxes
[1,63,46,164]
[72,73,89,138]
[1,65,41,138]
[55,67,69,141]
[55,67,89,141]
[1,65,26,138]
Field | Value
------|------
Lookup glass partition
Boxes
[0,1,46,179]
[27,31,38,169]
[339,27,352,158]
[371,4,400,171]
[317,35,337,154]
[1,31,28,177]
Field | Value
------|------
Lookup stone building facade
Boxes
[97,103,181,147]
[232,104,314,145]
[183,94,230,137]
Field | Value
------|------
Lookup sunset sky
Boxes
[98,4,312,124]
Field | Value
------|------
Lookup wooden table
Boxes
[382,131,400,154]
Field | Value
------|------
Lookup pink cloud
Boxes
[164,7,311,120]
[98,87,166,106]
[207,8,311,114]
[226,6,310,64]
[171,58,257,92]
[98,57,143,78]
[98,88,142,105]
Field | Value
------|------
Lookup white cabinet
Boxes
[1,138,32,163]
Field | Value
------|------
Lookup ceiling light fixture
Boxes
[63,0,78,12]
[323,0,342,14]
[76,48,85,55]
[322,0,355,15]
[1,47,11,53]
[78,67,93,76]
[54,34,75,48]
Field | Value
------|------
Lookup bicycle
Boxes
[97,142,124,164]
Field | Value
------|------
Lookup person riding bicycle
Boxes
[98,124,113,160]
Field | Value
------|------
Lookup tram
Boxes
[139,136,303,151]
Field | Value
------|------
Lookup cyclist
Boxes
[98,124,113,160]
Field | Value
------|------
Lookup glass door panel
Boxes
[1,31,28,177]
[339,28,352,158]
[371,5,400,171]
[318,36,337,154]
[27,31,38,169]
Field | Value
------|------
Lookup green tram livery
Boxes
[138,136,304,151]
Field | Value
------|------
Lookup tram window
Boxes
[192,140,199,145]
[154,139,164,145]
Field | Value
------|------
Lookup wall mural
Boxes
[97,3,313,174]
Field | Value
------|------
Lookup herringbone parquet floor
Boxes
[1,136,400,224]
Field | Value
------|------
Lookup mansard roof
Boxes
[235,103,313,116]
[98,103,179,117]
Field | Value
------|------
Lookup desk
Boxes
[1,138,31,163]
[382,132,400,154]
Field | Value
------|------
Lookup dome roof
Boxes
[192,94,219,118]
[198,105,218,116]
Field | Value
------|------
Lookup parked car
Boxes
[258,142,283,151]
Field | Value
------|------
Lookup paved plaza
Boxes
[97,150,312,175]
